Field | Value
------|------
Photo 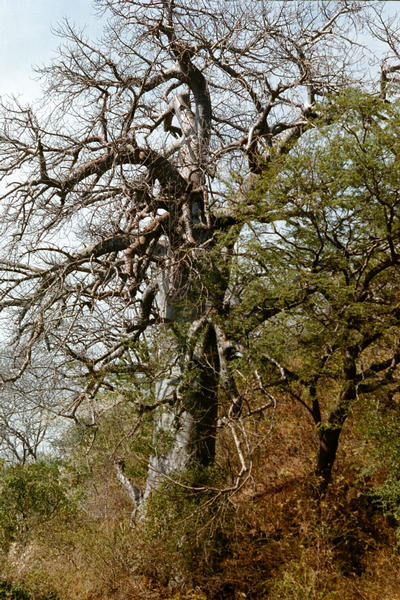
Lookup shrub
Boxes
[0,460,77,548]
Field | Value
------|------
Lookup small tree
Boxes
[235,92,400,489]
[0,353,64,463]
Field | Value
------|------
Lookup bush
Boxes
[139,466,234,590]
[0,460,77,548]
[360,408,400,541]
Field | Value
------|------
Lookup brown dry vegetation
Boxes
[1,392,399,600]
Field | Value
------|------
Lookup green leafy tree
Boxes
[232,92,400,489]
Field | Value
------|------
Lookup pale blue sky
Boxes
[1,1,400,101]
[0,0,101,99]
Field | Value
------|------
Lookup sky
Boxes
[0,0,102,100]
[1,1,400,103]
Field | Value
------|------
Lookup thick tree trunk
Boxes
[315,365,356,491]
[139,51,217,502]
[315,426,342,490]
[143,323,219,501]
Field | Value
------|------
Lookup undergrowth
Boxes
[0,401,399,600]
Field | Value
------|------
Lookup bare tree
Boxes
[0,352,64,463]
[0,1,397,507]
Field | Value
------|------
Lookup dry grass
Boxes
[2,398,400,600]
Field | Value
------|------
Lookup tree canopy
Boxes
[0,0,399,507]
[233,91,400,487]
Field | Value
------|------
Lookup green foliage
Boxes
[64,400,153,484]
[0,460,77,548]
[1,90,400,600]
[360,407,400,539]
[268,560,342,600]
[140,465,233,586]
[223,90,400,484]
[0,580,58,600]
[0,581,30,600]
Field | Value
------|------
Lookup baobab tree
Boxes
[0,1,398,505]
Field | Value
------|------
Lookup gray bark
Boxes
[137,12,219,504]
[114,459,143,508]
[0,0,387,513]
